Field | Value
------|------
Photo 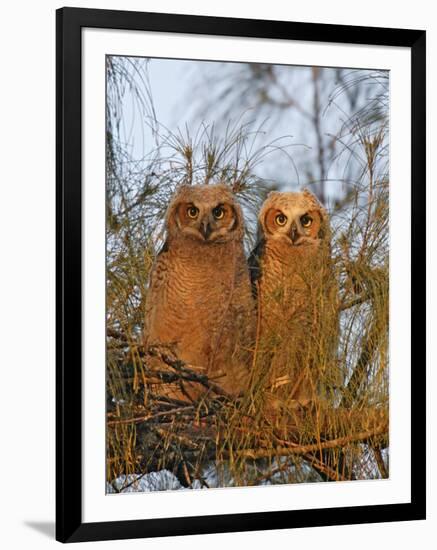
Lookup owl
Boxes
[144,184,256,402]
[248,189,338,416]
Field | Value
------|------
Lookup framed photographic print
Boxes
[56,7,426,543]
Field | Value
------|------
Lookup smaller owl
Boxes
[144,184,256,402]
[249,189,338,417]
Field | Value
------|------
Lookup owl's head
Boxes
[259,189,329,246]
[166,184,244,244]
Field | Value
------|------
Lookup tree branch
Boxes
[224,424,387,460]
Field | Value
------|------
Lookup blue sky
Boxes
[110,56,387,210]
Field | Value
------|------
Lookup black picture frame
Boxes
[56,6,426,543]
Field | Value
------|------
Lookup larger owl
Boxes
[249,189,338,416]
[144,184,256,402]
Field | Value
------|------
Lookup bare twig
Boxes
[107,405,195,426]
[146,346,235,399]
[372,446,389,479]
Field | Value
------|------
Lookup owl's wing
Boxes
[247,238,265,298]
[147,240,169,293]
[144,241,169,334]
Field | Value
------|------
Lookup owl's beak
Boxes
[290,222,299,244]
[200,218,212,240]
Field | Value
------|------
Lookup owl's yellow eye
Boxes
[187,206,199,219]
[212,206,225,220]
[275,213,288,226]
[300,214,313,228]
